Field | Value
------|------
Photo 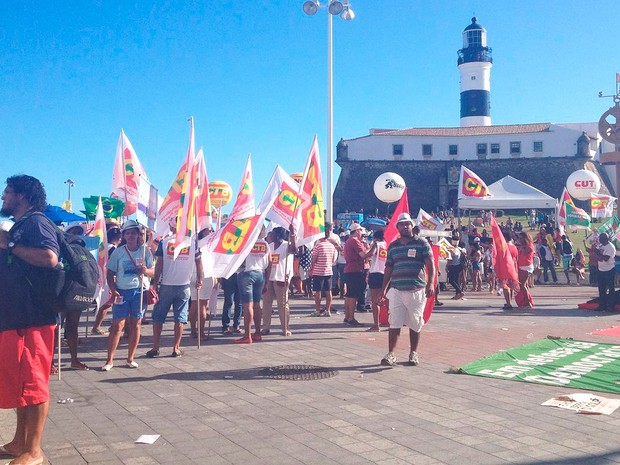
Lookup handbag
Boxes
[145,286,159,305]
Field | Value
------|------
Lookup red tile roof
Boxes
[369,123,551,137]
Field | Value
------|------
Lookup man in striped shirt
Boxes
[380,212,435,367]
[309,224,338,316]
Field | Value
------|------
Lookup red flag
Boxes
[458,166,491,198]
[173,118,197,258]
[293,136,325,248]
[384,188,409,245]
[228,154,255,221]
[490,215,518,281]
[422,244,439,323]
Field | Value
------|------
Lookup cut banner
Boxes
[458,165,492,198]
[259,166,300,227]
[459,338,620,395]
[591,193,616,219]
[417,208,444,231]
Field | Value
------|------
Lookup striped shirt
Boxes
[311,239,337,276]
[385,237,432,290]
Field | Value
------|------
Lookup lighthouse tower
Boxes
[458,17,493,127]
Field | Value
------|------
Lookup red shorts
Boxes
[0,325,55,408]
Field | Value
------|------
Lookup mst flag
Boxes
[458,166,491,198]
[598,216,620,243]
[173,118,198,259]
[293,136,325,248]
[416,208,444,231]
[88,196,108,306]
[591,193,616,219]
[228,154,255,221]
[384,188,410,245]
[565,202,591,229]
[557,188,575,226]
[490,214,518,282]
[111,129,149,216]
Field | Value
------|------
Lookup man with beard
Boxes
[0,175,60,465]
[379,213,435,367]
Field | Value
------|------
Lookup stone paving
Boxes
[3,281,620,464]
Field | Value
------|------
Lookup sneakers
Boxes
[381,352,396,367]
[233,336,252,344]
[408,351,420,366]
[251,333,262,342]
[310,311,324,317]
[91,327,107,335]
[321,311,332,317]
[126,361,139,369]
[101,363,114,371]
[344,318,362,326]
[146,348,160,358]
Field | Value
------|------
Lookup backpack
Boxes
[15,212,99,313]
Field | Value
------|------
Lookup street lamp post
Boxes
[64,179,75,212]
[303,0,355,224]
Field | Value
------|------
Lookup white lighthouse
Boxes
[458,17,493,127]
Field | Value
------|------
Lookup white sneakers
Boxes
[126,361,139,369]
[381,351,420,367]
[101,363,113,371]
[101,361,139,371]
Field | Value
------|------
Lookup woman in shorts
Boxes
[102,220,154,371]
[365,230,387,331]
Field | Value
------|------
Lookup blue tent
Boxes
[44,205,86,224]
[361,218,387,231]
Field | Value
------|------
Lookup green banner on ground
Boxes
[459,338,620,394]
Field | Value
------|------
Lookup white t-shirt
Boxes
[156,235,198,286]
[598,242,616,272]
[268,241,293,282]
[369,240,387,274]
[244,239,270,272]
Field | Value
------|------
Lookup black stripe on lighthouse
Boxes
[460,89,490,118]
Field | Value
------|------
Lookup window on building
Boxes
[449,144,458,156]
[510,142,521,154]
[422,144,432,156]
[466,30,482,47]
[477,143,488,156]
[533,141,543,153]
[471,76,476,80]
[392,144,403,156]
[490,143,500,154]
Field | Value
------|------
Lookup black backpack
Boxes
[16,212,99,313]
[562,240,573,255]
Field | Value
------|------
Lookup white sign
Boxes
[566,169,601,201]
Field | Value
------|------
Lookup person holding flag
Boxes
[593,233,616,311]
[379,213,435,367]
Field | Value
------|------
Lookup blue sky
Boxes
[1,0,617,214]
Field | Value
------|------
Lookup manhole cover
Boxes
[260,364,338,381]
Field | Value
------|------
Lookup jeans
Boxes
[542,261,557,283]
[221,274,242,329]
[589,265,598,285]
[448,264,463,294]
[598,269,615,310]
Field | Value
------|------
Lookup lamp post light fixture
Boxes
[302,0,355,224]
[64,178,75,212]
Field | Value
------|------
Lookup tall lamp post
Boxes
[64,178,75,212]
[302,0,355,224]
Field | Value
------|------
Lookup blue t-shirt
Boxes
[0,212,60,331]
[107,244,153,290]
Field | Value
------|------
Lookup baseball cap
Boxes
[396,212,414,225]
[121,219,141,232]
[473,237,481,243]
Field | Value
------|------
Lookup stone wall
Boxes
[334,157,612,215]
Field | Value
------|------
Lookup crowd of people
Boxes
[1,173,615,465]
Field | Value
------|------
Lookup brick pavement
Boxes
[3,281,620,464]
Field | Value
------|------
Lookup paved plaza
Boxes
[3,281,620,465]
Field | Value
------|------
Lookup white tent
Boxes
[458,175,557,210]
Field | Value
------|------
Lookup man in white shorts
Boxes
[380,213,435,367]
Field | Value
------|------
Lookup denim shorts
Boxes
[237,270,265,304]
[152,284,191,324]
[112,288,147,320]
